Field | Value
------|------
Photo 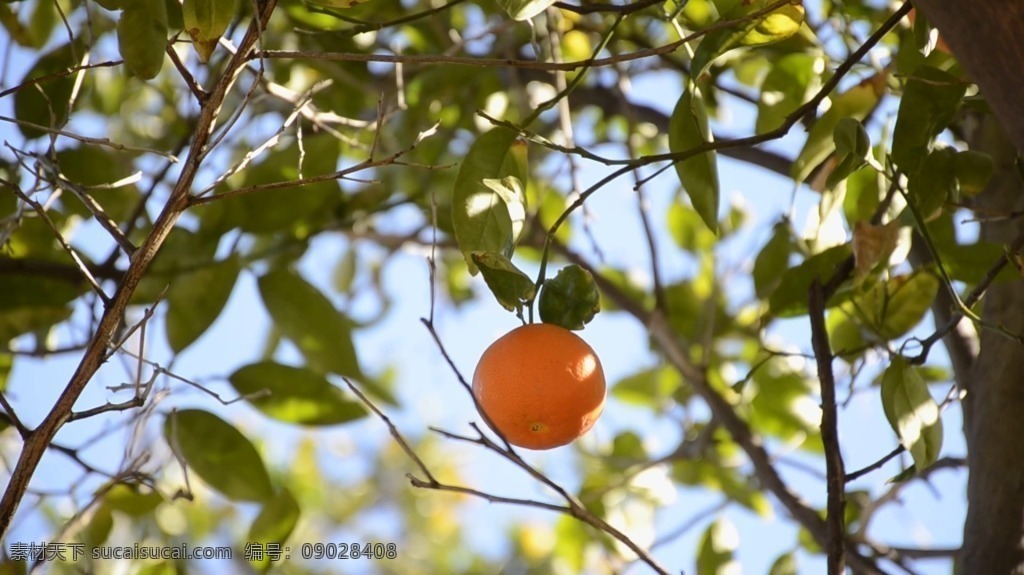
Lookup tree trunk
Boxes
[913,1,1024,152]
[905,3,1024,572]
[961,117,1024,574]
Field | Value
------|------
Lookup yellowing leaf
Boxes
[841,269,939,341]
[691,0,805,77]
[738,3,804,46]
[852,220,900,284]
[183,0,236,62]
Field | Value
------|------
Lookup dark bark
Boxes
[903,3,1024,572]
[962,118,1024,574]
[913,1,1024,153]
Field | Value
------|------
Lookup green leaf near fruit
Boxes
[539,264,600,330]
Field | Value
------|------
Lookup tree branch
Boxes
[548,239,884,574]
[0,0,280,538]
[810,279,847,575]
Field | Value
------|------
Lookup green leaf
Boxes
[56,146,139,221]
[452,127,522,274]
[0,272,83,342]
[825,118,872,189]
[481,176,526,248]
[182,0,236,62]
[669,87,720,232]
[0,3,35,48]
[691,1,805,78]
[769,553,798,575]
[257,268,366,383]
[696,517,739,575]
[116,0,168,80]
[953,150,995,196]
[538,264,600,330]
[165,255,241,353]
[164,409,274,502]
[880,357,943,471]
[80,505,113,547]
[752,221,792,299]
[907,147,956,221]
[934,241,1014,284]
[227,134,342,234]
[611,366,686,408]
[768,244,851,317]
[103,483,164,517]
[749,369,822,451]
[792,74,885,184]
[826,308,867,360]
[229,361,367,425]
[673,448,771,516]
[0,354,11,392]
[842,163,885,224]
[756,52,821,133]
[554,515,590,573]
[668,202,717,252]
[470,251,536,315]
[132,227,219,304]
[494,0,554,20]
[892,66,966,174]
[247,487,300,571]
[13,42,79,139]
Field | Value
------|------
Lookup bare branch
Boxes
[909,231,1024,366]
[7,182,111,306]
[0,117,180,160]
[0,0,281,538]
[341,377,438,485]
[255,0,795,71]
[0,393,28,439]
[810,279,847,574]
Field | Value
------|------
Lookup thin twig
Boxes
[0,117,179,160]
[430,424,675,575]
[0,393,28,439]
[7,182,111,306]
[341,377,437,483]
[0,0,280,537]
[910,231,1024,365]
[255,0,794,71]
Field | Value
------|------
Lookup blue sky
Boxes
[0,3,968,573]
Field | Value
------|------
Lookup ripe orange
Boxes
[472,323,606,450]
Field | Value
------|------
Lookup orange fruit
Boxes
[472,323,606,450]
